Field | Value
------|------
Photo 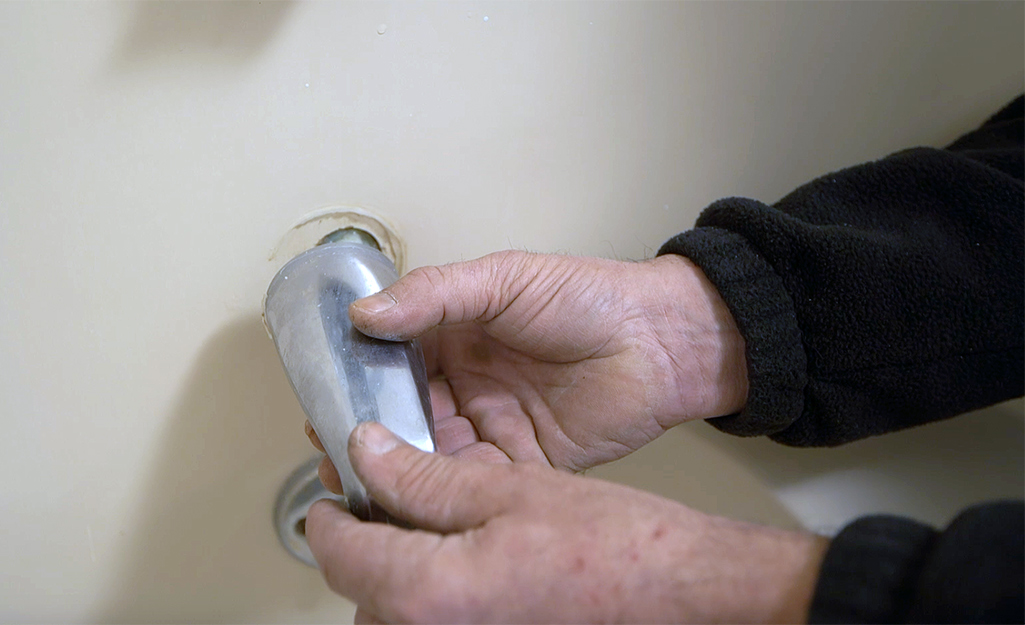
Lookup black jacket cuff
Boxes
[658,225,807,437]
[809,515,936,623]
[809,502,1024,624]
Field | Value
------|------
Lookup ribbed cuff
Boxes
[658,226,807,436]
[809,516,937,624]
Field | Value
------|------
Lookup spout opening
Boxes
[269,206,406,274]
[318,227,382,250]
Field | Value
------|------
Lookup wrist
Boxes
[663,517,829,624]
[728,526,830,624]
[756,529,830,624]
[643,254,749,424]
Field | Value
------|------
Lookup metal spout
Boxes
[264,241,435,522]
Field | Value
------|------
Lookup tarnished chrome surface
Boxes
[264,242,435,521]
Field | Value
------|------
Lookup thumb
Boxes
[348,422,511,532]
[349,251,534,340]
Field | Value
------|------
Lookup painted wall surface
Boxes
[0,2,1021,622]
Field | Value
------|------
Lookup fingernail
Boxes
[354,291,397,313]
[355,423,400,455]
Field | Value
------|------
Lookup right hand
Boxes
[318,250,748,475]
[306,423,826,624]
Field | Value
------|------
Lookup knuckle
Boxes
[493,249,534,282]
[485,250,536,315]
[407,265,446,293]
[487,249,527,272]
[424,263,471,323]
[390,452,454,518]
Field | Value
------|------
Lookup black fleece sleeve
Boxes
[659,98,1025,624]
[808,501,1024,624]
[659,96,1024,447]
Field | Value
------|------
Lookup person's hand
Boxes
[306,423,828,624]
[344,251,748,472]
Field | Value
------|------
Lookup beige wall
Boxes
[1,2,1022,621]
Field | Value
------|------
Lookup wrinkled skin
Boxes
[303,251,825,623]
[307,424,827,624]
[334,251,748,476]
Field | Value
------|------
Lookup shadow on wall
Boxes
[688,399,1025,534]
[92,315,353,623]
[108,1,295,70]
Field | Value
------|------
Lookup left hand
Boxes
[306,423,828,624]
